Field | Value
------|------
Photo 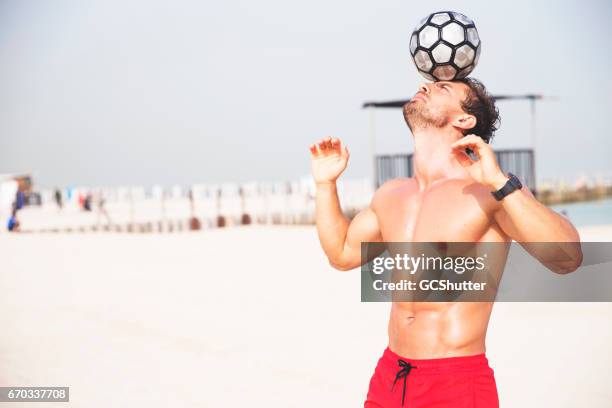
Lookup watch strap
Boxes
[491,173,522,201]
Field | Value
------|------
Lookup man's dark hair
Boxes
[457,77,500,144]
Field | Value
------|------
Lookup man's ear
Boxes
[452,114,476,131]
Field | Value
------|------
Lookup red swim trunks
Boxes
[364,348,499,408]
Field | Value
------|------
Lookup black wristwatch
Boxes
[491,173,522,201]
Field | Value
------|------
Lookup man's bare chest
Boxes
[374,179,500,242]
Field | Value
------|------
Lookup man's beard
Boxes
[403,101,449,132]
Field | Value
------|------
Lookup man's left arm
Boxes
[451,135,583,274]
[490,180,583,273]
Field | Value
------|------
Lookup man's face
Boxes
[403,81,470,132]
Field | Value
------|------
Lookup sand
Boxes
[0,225,611,407]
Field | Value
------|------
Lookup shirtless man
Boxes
[309,78,582,407]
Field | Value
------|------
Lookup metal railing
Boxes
[375,149,536,195]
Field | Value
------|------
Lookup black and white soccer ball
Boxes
[410,11,481,81]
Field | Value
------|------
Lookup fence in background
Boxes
[375,149,537,195]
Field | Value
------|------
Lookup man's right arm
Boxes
[309,136,383,271]
[315,182,382,271]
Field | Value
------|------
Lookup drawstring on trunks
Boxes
[393,359,417,406]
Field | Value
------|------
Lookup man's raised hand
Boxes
[450,134,507,190]
[309,137,349,185]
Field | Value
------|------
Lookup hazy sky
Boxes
[0,0,611,188]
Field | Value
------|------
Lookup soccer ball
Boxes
[410,11,481,81]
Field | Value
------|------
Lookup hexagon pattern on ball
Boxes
[454,44,475,69]
[430,12,450,25]
[433,65,457,81]
[467,27,480,47]
[410,10,481,81]
[432,43,452,63]
[414,50,433,72]
[441,22,464,45]
[410,34,418,54]
[452,12,473,26]
[418,25,439,49]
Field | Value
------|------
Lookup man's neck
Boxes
[412,127,468,190]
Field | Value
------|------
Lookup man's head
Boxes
[403,77,500,143]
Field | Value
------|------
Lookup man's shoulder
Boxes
[376,177,415,192]
[371,178,415,205]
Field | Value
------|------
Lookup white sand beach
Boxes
[1,225,611,407]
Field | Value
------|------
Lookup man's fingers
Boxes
[451,140,478,152]
[454,151,473,167]
[448,147,474,167]
[331,138,342,153]
[310,137,347,158]
[312,137,343,154]
[451,138,476,147]
[451,135,483,149]
[318,137,333,149]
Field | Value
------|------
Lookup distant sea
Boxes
[550,197,612,227]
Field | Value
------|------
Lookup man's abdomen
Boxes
[388,302,494,359]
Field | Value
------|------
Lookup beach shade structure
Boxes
[362,94,548,196]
